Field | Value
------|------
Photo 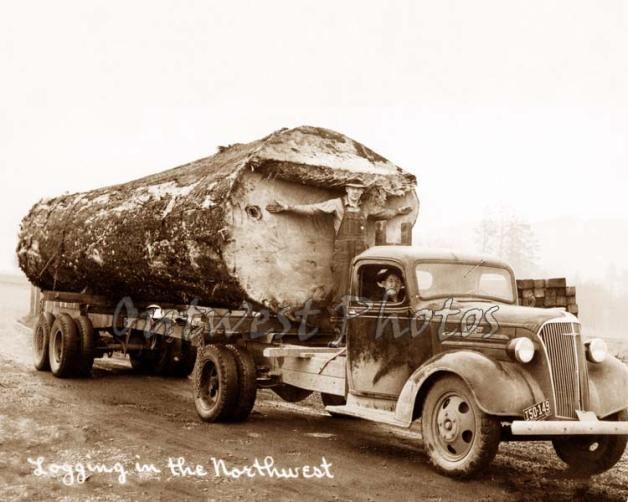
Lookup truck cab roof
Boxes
[355,246,513,271]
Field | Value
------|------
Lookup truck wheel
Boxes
[129,349,155,374]
[152,338,197,377]
[422,375,501,478]
[552,409,628,476]
[225,345,258,421]
[48,313,81,378]
[169,340,197,378]
[129,350,156,373]
[193,344,239,422]
[151,337,174,376]
[74,316,96,377]
[33,312,55,371]
[272,385,313,403]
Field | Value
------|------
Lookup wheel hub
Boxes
[433,393,476,460]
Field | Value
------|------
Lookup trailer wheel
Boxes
[225,345,257,421]
[48,313,81,378]
[151,337,174,376]
[169,340,197,378]
[33,312,55,371]
[193,344,239,422]
[152,338,197,377]
[552,409,628,476]
[421,375,501,478]
[74,316,96,377]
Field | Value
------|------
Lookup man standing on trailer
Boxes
[266,179,411,307]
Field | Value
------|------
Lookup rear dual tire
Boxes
[193,344,257,423]
[49,313,82,378]
[33,313,55,371]
[74,315,96,376]
[35,313,96,378]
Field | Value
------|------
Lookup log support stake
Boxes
[375,221,387,245]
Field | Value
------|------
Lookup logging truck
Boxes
[31,246,628,478]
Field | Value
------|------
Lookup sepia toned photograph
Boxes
[1,1,627,501]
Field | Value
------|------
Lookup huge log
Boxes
[17,126,419,310]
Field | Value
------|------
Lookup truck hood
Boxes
[416,299,574,336]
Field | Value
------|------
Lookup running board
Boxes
[325,405,407,427]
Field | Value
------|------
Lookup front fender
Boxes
[587,356,628,418]
[394,350,544,425]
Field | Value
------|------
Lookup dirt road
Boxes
[0,277,626,501]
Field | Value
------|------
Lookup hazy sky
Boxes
[1,0,627,273]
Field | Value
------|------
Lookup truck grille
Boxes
[539,322,589,418]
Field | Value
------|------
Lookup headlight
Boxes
[586,338,608,363]
[508,337,535,363]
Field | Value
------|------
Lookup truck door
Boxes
[346,262,432,398]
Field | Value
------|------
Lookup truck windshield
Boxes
[416,262,515,303]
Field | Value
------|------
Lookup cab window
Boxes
[357,264,407,305]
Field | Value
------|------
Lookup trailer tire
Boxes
[225,345,257,421]
[169,340,197,378]
[421,375,501,478]
[33,312,55,371]
[151,337,174,376]
[151,338,197,377]
[130,350,156,373]
[193,345,239,422]
[552,409,628,476]
[74,316,96,377]
[49,313,81,378]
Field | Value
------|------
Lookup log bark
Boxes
[17,126,418,310]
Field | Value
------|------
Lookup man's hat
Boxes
[345,178,366,189]
[377,268,400,279]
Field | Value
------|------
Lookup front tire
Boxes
[552,409,628,476]
[193,345,239,422]
[421,375,501,478]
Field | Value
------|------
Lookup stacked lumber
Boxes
[17,126,419,311]
[516,278,578,315]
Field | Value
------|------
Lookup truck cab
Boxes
[262,246,628,477]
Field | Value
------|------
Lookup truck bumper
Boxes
[511,419,628,436]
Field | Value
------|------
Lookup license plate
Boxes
[523,399,551,421]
